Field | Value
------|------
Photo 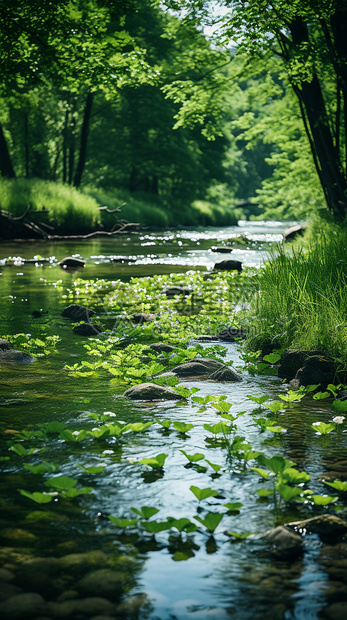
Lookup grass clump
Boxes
[246,222,347,363]
[0,177,101,234]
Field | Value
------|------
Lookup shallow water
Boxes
[1,221,347,620]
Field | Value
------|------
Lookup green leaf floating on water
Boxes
[203,421,232,435]
[310,494,339,505]
[77,464,106,474]
[131,506,160,519]
[157,419,172,429]
[24,461,59,475]
[194,512,224,533]
[60,486,93,498]
[139,453,168,469]
[59,429,88,442]
[19,490,57,504]
[311,422,336,434]
[205,460,222,473]
[275,482,303,502]
[247,395,270,405]
[39,421,66,434]
[173,422,194,434]
[263,400,285,414]
[125,422,153,433]
[251,467,273,479]
[109,516,139,528]
[312,391,330,400]
[331,399,347,413]
[256,488,273,497]
[141,520,172,534]
[190,485,218,501]
[180,450,205,463]
[227,531,253,540]
[280,468,310,484]
[212,401,232,413]
[323,479,347,492]
[224,502,243,512]
[44,476,78,489]
[257,454,296,474]
[167,517,198,533]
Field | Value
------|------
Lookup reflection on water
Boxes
[1,222,347,619]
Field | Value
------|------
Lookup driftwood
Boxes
[0,204,142,241]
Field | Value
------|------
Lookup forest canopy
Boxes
[1,0,344,223]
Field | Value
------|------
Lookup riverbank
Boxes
[0,178,240,240]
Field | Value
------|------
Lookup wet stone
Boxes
[0,584,23,603]
[73,323,102,337]
[124,382,185,401]
[0,339,13,351]
[213,259,242,272]
[0,592,46,619]
[76,569,125,600]
[130,312,158,324]
[59,257,85,269]
[61,304,96,321]
[0,568,14,582]
[172,357,241,382]
[148,342,176,353]
[46,596,115,618]
[288,515,347,542]
[0,350,35,365]
[324,602,347,620]
[262,526,303,559]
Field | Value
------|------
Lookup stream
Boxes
[1,221,347,620]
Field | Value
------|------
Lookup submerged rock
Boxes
[73,323,101,336]
[0,592,46,619]
[0,350,35,365]
[76,568,125,600]
[213,259,242,272]
[124,382,185,401]
[58,256,85,269]
[172,357,241,382]
[61,304,96,322]
[262,525,303,559]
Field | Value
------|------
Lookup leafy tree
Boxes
[166,0,347,220]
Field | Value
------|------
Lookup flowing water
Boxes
[1,221,347,620]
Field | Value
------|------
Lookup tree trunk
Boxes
[0,122,16,179]
[289,18,347,220]
[73,91,93,188]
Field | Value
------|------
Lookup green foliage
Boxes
[139,453,168,469]
[246,226,347,362]
[190,485,218,501]
[193,512,224,533]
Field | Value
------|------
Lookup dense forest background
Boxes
[0,0,336,229]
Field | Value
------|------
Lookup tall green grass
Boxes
[0,178,101,234]
[1,178,239,234]
[246,223,347,364]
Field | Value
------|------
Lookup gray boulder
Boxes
[278,349,325,381]
[262,525,303,559]
[213,259,242,272]
[0,338,13,351]
[296,354,337,387]
[0,350,35,365]
[61,304,96,321]
[172,357,241,382]
[124,382,185,401]
[73,323,101,336]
